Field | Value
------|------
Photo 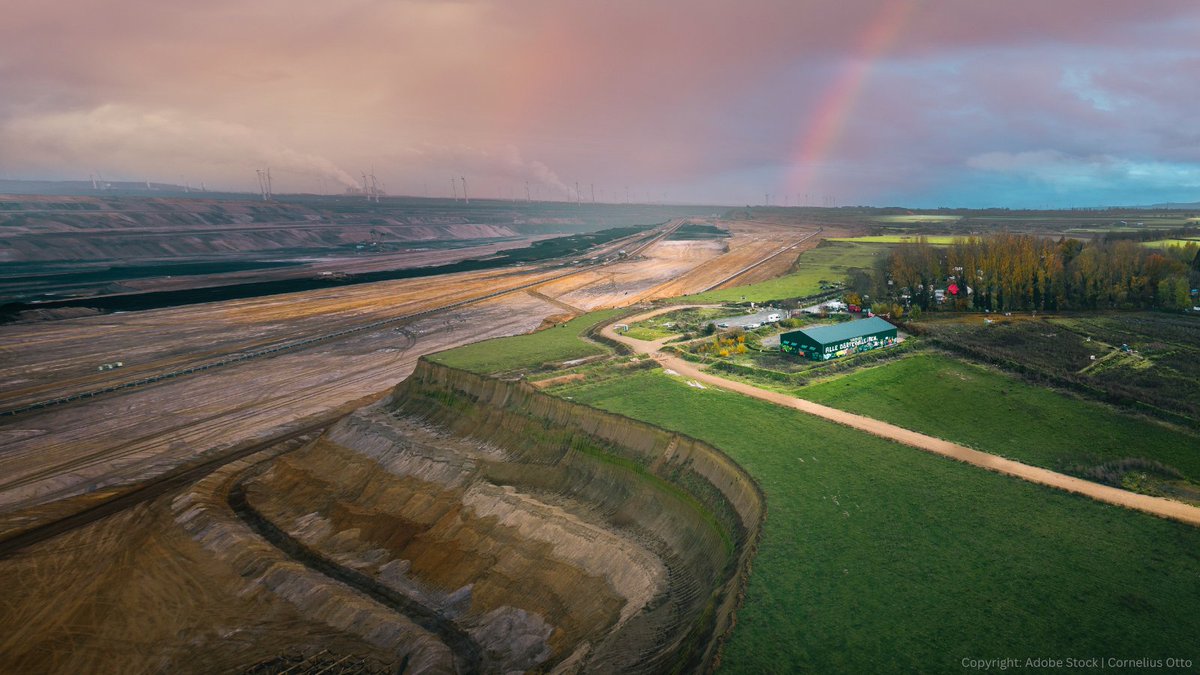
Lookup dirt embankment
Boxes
[237,359,765,672]
[0,196,524,262]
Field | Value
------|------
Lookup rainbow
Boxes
[786,0,918,201]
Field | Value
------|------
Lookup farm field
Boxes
[799,353,1200,497]
[919,313,1200,423]
[427,307,626,374]
[1140,238,1200,248]
[552,369,1200,673]
[683,241,890,303]
[983,214,1197,227]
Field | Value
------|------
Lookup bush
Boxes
[1066,457,1184,487]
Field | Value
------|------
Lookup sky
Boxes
[1,0,1198,208]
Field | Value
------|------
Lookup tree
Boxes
[885,233,1190,313]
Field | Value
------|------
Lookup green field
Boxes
[556,369,1200,673]
[799,353,1200,488]
[920,313,1200,423]
[1140,238,1200,248]
[428,307,625,374]
[682,241,891,303]
[829,234,958,244]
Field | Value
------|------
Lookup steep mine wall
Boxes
[236,358,764,673]
[396,360,764,545]
[388,359,765,672]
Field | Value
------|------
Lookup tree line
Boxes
[865,234,1200,313]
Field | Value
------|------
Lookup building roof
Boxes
[786,316,896,346]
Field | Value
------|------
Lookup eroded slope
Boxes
[240,360,764,672]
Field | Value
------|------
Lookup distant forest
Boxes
[860,235,1200,314]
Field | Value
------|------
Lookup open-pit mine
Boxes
[0,194,821,673]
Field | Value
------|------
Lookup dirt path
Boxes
[602,307,1200,527]
[526,288,585,314]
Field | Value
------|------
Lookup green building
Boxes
[780,316,897,360]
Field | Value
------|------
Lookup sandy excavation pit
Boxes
[0,214,816,673]
[0,360,763,673]
[231,360,765,672]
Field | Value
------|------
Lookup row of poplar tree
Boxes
[875,235,1200,312]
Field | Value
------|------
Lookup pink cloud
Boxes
[1,0,1198,204]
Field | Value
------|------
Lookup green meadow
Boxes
[799,353,1200,483]
[1139,238,1200,248]
[556,369,1200,673]
[682,241,891,303]
[428,307,625,373]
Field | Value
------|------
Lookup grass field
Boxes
[1140,238,1200,248]
[799,353,1200,486]
[429,307,625,374]
[623,307,729,340]
[682,241,891,303]
[829,235,958,245]
[555,369,1200,673]
[920,313,1200,423]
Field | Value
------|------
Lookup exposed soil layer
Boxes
[242,360,764,672]
[0,440,411,675]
